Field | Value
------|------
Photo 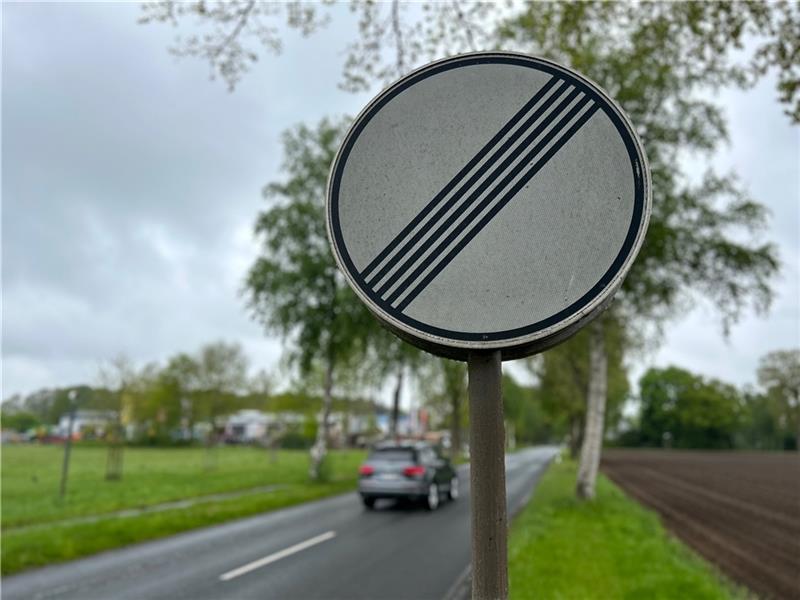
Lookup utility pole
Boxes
[59,390,78,500]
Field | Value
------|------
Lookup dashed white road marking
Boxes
[219,530,336,582]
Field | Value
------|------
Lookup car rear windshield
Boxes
[369,448,416,462]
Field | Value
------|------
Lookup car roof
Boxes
[372,441,430,451]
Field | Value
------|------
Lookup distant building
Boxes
[57,410,116,439]
[224,410,270,442]
[223,410,305,443]
[1,429,28,444]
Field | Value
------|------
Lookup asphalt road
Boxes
[3,446,558,600]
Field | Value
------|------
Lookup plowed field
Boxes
[601,450,800,600]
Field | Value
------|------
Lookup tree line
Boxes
[621,350,799,451]
[6,344,795,456]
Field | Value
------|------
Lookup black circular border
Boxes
[329,54,646,344]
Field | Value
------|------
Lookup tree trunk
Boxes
[450,388,461,461]
[390,367,404,439]
[576,318,607,500]
[309,359,334,480]
[204,397,218,472]
[105,424,124,481]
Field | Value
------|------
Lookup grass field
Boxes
[1,444,365,574]
[508,458,745,600]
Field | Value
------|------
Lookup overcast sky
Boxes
[2,3,798,402]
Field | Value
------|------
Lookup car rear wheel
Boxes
[447,476,459,501]
[424,483,439,511]
[362,496,376,510]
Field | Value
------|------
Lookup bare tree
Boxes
[139,0,328,91]
[97,355,138,481]
[139,1,495,92]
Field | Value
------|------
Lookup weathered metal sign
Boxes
[327,52,651,360]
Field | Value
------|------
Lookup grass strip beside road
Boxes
[508,458,746,600]
[2,480,354,575]
[1,446,365,575]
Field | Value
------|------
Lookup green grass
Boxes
[1,445,365,574]
[508,459,746,600]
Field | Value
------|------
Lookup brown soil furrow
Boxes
[637,466,798,529]
[603,454,800,512]
[606,467,798,571]
[606,471,798,600]
[601,450,800,600]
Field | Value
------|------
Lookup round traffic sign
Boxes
[327,52,651,360]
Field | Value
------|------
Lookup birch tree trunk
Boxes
[309,359,334,480]
[576,318,607,500]
[390,367,404,439]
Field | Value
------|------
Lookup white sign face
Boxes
[327,52,651,359]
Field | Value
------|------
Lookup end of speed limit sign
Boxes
[327,52,651,361]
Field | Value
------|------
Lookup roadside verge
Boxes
[507,458,747,599]
[2,480,355,575]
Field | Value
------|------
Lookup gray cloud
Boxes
[2,3,366,394]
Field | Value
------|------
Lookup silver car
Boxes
[358,442,459,510]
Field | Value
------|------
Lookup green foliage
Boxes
[301,412,319,443]
[757,348,800,449]
[637,367,742,449]
[128,362,182,443]
[503,374,557,445]
[0,411,41,432]
[500,2,784,332]
[418,358,467,430]
[529,314,630,453]
[2,386,110,426]
[193,341,250,428]
[615,353,798,451]
[244,117,379,378]
[508,459,745,600]
[279,431,313,450]
[735,390,792,451]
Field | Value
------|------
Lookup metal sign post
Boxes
[468,351,507,600]
[326,52,651,600]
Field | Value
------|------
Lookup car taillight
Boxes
[403,465,425,478]
[359,464,374,476]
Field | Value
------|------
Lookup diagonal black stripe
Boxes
[373,89,580,296]
[395,104,601,313]
[360,76,561,280]
[366,79,572,290]
[377,88,585,300]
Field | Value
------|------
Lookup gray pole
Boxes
[468,350,508,600]
[59,390,77,500]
